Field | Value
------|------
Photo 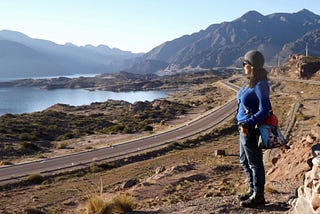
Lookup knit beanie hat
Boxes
[242,50,264,69]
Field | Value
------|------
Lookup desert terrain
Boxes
[0,69,319,213]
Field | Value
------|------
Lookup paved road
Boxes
[0,82,240,184]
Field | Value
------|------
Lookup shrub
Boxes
[86,195,111,214]
[18,133,38,141]
[112,193,135,212]
[56,132,74,141]
[86,194,135,214]
[24,173,44,184]
[20,142,41,151]
[56,142,68,149]
[89,163,102,173]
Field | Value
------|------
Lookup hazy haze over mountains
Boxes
[0,30,142,78]
[0,9,320,78]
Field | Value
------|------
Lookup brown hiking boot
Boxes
[240,192,265,207]
[237,191,253,201]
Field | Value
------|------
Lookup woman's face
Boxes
[243,63,253,76]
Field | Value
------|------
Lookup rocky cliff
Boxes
[290,126,320,213]
[271,54,320,80]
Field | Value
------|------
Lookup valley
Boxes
[0,68,319,213]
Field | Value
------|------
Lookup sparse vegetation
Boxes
[0,160,12,166]
[0,99,191,158]
[86,194,135,214]
[84,178,135,214]
[86,195,110,214]
[2,70,317,213]
[301,56,320,63]
[56,141,68,149]
[23,173,44,185]
[111,194,135,212]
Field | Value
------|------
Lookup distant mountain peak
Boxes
[0,29,31,41]
[97,44,111,49]
[296,8,315,15]
[240,10,264,20]
[138,9,320,74]
[65,42,77,47]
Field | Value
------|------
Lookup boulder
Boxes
[121,179,138,189]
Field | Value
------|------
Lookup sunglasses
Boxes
[243,61,252,67]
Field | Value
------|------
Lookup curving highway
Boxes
[0,82,240,185]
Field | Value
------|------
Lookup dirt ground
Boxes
[0,77,319,213]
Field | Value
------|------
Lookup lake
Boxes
[0,87,168,115]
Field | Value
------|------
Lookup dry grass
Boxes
[111,194,135,212]
[84,178,135,214]
[1,76,316,213]
[86,195,110,214]
[86,193,135,214]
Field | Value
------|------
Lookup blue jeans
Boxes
[239,126,265,194]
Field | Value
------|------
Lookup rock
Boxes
[204,192,214,198]
[289,130,320,213]
[271,157,280,165]
[311,127,320,140]
[214,150,226,156]
[23,208,46,214]
[63,199,77,206]
[306,135,316,144]
[177,173,207,183]
[121,179,138,189]
[155,166,166,174]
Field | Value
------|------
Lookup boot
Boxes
[237,190,253,201]
[240,192,265,207]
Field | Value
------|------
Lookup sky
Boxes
[0,0,319,53]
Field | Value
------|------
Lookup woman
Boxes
[236,50,271,207]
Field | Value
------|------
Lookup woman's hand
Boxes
[240,123,249,135]
[240,126,249,135]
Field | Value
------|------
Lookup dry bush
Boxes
[56,141,68,149]
[23,173,44,184]
[86,195,111,214]
[111,193,135,212]
[86,194,135,214]
[85,178,135,214]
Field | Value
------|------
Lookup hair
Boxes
[248,67,268,88]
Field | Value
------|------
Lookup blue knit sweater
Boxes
[236,80,271,125]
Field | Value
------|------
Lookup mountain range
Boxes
[0,30,142,78]
[0,9,320,78]
[131,9,320,74]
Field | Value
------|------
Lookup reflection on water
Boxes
[0,87,168,115]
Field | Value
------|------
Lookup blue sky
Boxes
[0,0,319,53]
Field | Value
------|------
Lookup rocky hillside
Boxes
[271,54,320,80]
[2,10,320,77]
[278,29,320,62]
[128,9,320,74]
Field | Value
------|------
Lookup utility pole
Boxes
[306,42,309,56]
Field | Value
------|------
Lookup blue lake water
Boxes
[0,87,168,115]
